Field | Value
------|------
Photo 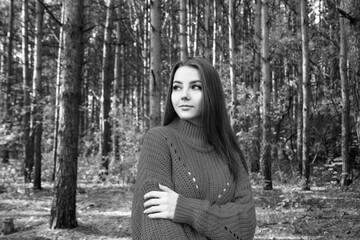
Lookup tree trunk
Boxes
[2,0,15,164]
[295,0,303,175]
[22,0,33,183]
[204,0,211,61]
[339,0,351,187]
[50,0,84,229]
[251,0,261,173]
[143,0,150,131]
[150,0,161,128]
[4,0,14,121]
[179,0,188,60]
[296,61,303,175]
[300,0,311,190]
[0,41,3,77]
[113,18,121,163]
[348,0,360,170]
[32,1,44,190]
[52,4,65,182]
[260,0,272,190]
[250,0,261,173]
[212,0,217,66]
[228,0,237,130]
[193,0,199,57]
[100,0,114,177]
[187,0,192,57]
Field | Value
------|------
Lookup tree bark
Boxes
[260,0,273,190]
[348,0,360,172]
[251,0,261,173]
[50,0,84,229]
[339,0,351,187]
[212,0,217,66]
[179,0,188,60]
[22,0,33,183]
[204,0,211,61]
[192,0,199,57]
[100,0,114,177]
[113,17,121,163]
[143,0,150,131]
[52,4,65,182]
[4,0,14,121]
[150,0,161,128]
[295,0,303,175]
[32,1,44,190]
[300,0,311,190]
[187,0,192,57]
[2,0,15,164]
[228,0,237,130]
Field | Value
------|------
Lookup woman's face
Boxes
[171,66,204,125]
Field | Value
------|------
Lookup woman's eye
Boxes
[192,85,202,90]
[173,85,181,91]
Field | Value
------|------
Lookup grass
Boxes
[1,160,360,239]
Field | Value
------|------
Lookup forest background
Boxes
[0,0,360,239]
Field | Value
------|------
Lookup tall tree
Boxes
[50,0,84,229]
[212,0,217,66]
[186,0,192,57]
[179,0,188,60]
[149,0,161,128]
[339,0,351,187]
[300,0,311,190]
[260,0,272,190]
[251,0,261,172]
[52,4,65,181]
[203,0,211,60]
[4,0,14,121]
[295,0,303,176]
[192,0,199,57]
[348,0,360,167]
[22,0,33,182]
[113,12,122,163]
[228,0,237,129]
[143,0,150,131]
[100,0,114,176]
[2,0,15,164]
[32,1,44,190]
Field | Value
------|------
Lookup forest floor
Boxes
[1,170,360,239]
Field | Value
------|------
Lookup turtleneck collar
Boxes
[167,118,213,151]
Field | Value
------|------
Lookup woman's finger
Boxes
[144,190,165,200]
[147,211,167,219]
[143,204,163,215]
[143,197,164,208]
[158,183,172,192]
[145,205,172,219]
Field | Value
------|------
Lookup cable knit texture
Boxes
[131,118,256,239]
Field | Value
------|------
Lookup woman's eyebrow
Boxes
[173,80,201,84]
[173,80,183,84]
[190,80,202,84]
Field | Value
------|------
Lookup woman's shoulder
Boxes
[140,126,178,155]
[143,125,177,142]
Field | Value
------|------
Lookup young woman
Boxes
[131,57,256,239]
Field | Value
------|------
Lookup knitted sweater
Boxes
[131,118,256,240]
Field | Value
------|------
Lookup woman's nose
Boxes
[181,89,190,100]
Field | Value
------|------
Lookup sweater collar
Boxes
[168,118,212,150]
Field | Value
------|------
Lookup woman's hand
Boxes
[143,183,179,220]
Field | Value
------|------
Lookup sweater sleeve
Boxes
[131,128,188,240]
[173,162,257,240]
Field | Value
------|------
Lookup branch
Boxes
[327,0,360,25]
[37,0,62,26]
[337,8,359,25]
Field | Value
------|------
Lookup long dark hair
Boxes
[163,57,248,180]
